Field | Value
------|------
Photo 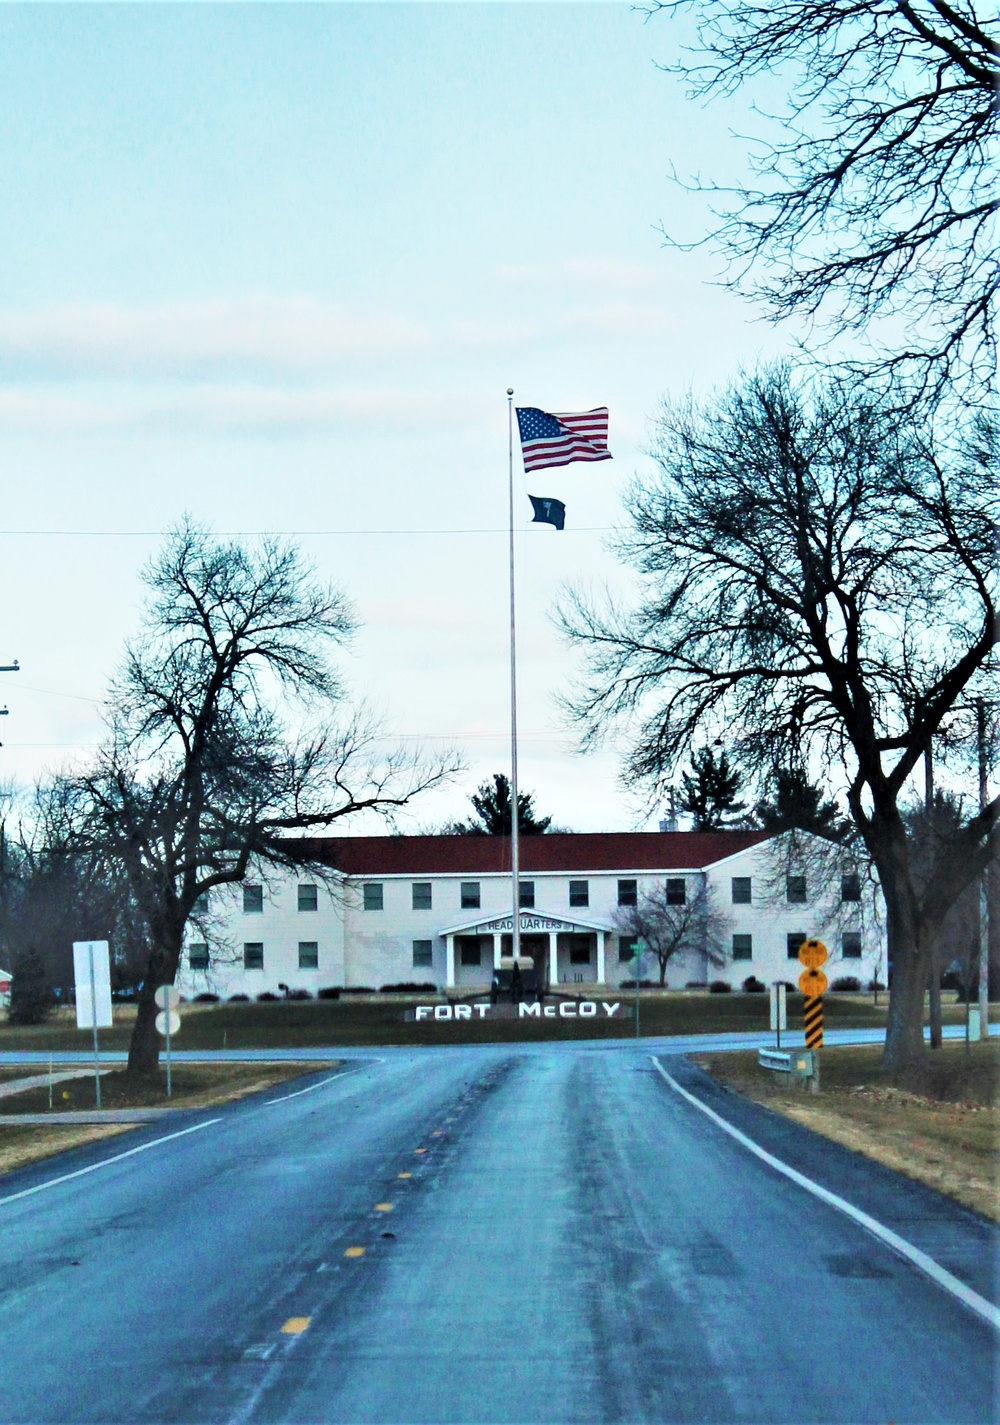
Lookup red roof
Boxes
[292,830,770,876]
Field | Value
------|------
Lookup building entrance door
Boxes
[519,934,548,991]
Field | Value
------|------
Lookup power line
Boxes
[0,526,612,538]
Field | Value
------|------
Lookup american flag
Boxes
[515,406,611,473]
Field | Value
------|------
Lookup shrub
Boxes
[620,978,656,989]
[831,976,861,992]
[742,976,766,993]
[344,986,376,995]
[708,980,733,994]
[193,991,220,1003]
[256,991,279,1002]
[380,982,438,993]
[228,993,250,1002]
[7,950,54,1026]
[317,986,342,1000]
[866,978,886,992]
[684,981,707,989]
[286,988,313,1001]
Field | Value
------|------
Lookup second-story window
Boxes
[786,874,807,904]
[519,880,535,909]
[666,878,686,906]
[618,879,638,907]
[841,873,862,903]
[363,883,383,911]
[461,882,481,909]
[413,882,433,910]
[243,884,263,914]
[731,877,751,905]
[298,883,318,912]
[569,880,589,907]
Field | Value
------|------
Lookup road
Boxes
[0,1045,995,1424]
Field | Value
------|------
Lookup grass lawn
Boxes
[693,1039,999,1221]
[0,1061,337,1178]
[0,990,939,1052]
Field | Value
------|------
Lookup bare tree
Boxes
[651,0,999,395]
[60,523,458,1074]
[559,365,997,1067]
[615,878,725,985]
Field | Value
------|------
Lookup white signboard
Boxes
[73,940,113,1030]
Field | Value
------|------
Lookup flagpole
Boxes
[507,389,520,973]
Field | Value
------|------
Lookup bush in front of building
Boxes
[620,978,657,989]
[228,993,250,1001]
[317,987,341,1000]
[831,976,862,991]
[193,992,220,1002]
[379,982,438,993]
[867,978,886,992]
[343,986,376,994]
[286,988,313,1000]
[684,981,707,989]
[742,976,766,993]
[708,980,733,993]
[256,991,280,1002]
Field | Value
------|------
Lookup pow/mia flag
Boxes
[528,495,566,530]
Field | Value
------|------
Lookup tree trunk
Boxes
[883,913,930,1069]
[126,924,183,1076]
[928,931,943,1049]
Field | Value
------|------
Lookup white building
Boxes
[178,830,884,999]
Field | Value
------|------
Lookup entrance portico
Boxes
[438,912,612,989]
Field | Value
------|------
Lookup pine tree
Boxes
[756,767,845,839]
[678,748,746,830]
[454,773,552,836]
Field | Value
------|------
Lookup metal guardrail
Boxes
[758,1047,818,1088]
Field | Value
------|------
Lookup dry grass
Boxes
[693,1039,999,1221]
[0,1061,337,1178]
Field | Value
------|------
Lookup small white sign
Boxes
[154,984,181,1011]
[73,941,113,1030]
[770,982,787,1033]
[155,1010,181,1037]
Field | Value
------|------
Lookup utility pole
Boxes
[925,744,943,1048]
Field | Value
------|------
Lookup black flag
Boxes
[528,495,566,530]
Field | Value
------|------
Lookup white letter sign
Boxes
[73,941,113,1030]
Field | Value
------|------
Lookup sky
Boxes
[0,2,798,834]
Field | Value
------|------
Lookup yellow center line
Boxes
[397,1171,412,1179]
[375,1202,393,1212]
[344,1246,366,1258]
[280,1317,311,1334]
[414,1148,427,1154]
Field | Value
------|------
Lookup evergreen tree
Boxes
[756,767,845,839]
[678,748,746,830]
[8,947,53,1026]
[453,773,552,836]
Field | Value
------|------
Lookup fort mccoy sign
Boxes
[409,1001,622,1023]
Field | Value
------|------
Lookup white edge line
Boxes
[264,1064,364,1105]
[0,1118,222,1208]
[650,1055,1000,1334]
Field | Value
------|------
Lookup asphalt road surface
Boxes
[0,1045,995,1424]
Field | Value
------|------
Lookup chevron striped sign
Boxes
[803,995,824,1048]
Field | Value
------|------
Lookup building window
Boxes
[460,881,481,910]
[188,943,209,970]
[412,940,433,968]
[243,884,263,914]
[666,878,686,906]
[732,877,752,905]
[841,873,862,903]
[459,938,481,967]
[412,882,432,910]
[519,880,535,909]
[787,932,806,959]
[298,941,319,970]
[786,875,807,904]
[298,883,318,912]
[618,879,638,907]
[569,879,589,907]
[569,935,592,965]
[842,931,862,959]
[244,942,264,970]
[618,935,639,963]
[363,883,383,911]
[732,934,753,962]
[193,892,209,914]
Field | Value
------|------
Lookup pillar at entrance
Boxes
[548,932,558,988]
[492,934,502,969]
[596,931,606,985]
[445,935,456,989]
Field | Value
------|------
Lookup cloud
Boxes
[0,297,429,381]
